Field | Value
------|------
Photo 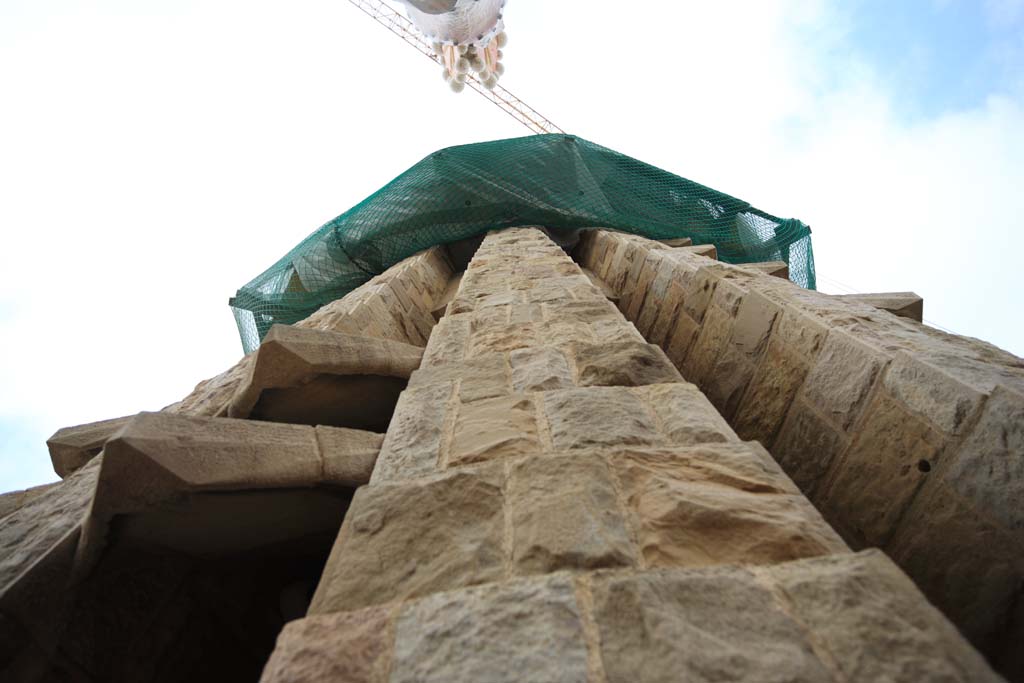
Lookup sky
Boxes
[1,0,1022,493]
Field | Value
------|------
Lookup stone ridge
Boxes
[577,227,1024,675]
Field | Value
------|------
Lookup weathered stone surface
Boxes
[818,390,943,547]
[591,565,833,683]
[834,291,924,322]
[638,383,738,445]
[681,304,733,386]
[704,346,756,420]
[733,339,813,447]
[164,353,254,417]
[468,322,538,356]
[0,482,57,521]
[372,382,452,483]
[390,575,588,683]
[259,605,394,683]
[422,315,469,366]
[945,385,1024,536]
[311,466,505,614]
[315,426,384,487]
[46,416,132,478]
[770,550,1002,682]
[882,351,988,435]
[679,243,717,259]
[614,448,846,568]
[409,352,510,403]
[887,482,1022,656]
[509,456,636,575]
[744,260,789,279]
[509,347,575,393]
[664,308,700,367]
[731,290,781,358]
[543,387,662,450]
[801,329,887,430]
[772,399,849,498]
[449,394,541,466]
[1,458,97,594]
[228,325,422,423]
[572,341,681,387]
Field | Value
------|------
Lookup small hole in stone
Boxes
[917,459,932,473]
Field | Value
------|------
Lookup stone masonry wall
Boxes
[260,227,999,682]
[577,228,1024,676]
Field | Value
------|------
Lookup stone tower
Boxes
[1,226,1020,682]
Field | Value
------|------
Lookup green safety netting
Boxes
[230,134,815,352]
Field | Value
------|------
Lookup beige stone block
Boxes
[704,347,756,421]
[648,280,683,347]
[769,550,1002,682]
[818,391,943,548]
[678,243,717,259]
[733,340,814,448]
[47,415,132,478]
[508,456,636,575]
[623,254,660,321]
[638,383,738,445]
[572,341,682,388]
[543,387,663,450]
[537,320,597,347]
[773,305,830,359]
[591,565,833,683]
[449,395,541,466]
[944,385,1024,537]
[581,267,618,303]
[228,325,422,430]
[422,315,469,366]
[510,347,574,393]
[542,299,621,325]
[409,352,511,403]
[681,304,733,387]
[744,260,789,279]
[731,290,782,358]
[589,319,645,344]
[801,329,887,431]
[310,466,506,614]
[772,399,850,498]
[664,309,701,367]
[372,382,453,483]
[315,426,384,487]
[0,482,57,520]
[613,448,846,568]
[508,303,544,324]
[259,605,394,683]
[468,323,538,356]
[390,575,588,683]
[834,291,924,322]
[882,350,988,435]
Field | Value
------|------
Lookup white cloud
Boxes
[0,0,1021,491]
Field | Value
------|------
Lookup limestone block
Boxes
[887,482,1022,661]
[817,390,943,547]
[613,447,846,568]
[681,304,733,387]
[591,564,833,683]
[508,456,637,575]
[47,416,132,478]
[769,550,1002,682]
[623,254,660,321]
[422,315,469,366]
[228,325,422,430]
[731,290,782,358]
[468,323,537,356]
[801,329,887,431]
[945,385,1024,537]
[664,309,701,368]
[510,347,575,393]
[882,350,989,435]
[508,303,544,324]
[678,244,717,259]
[733,339,814,448]
[572,341,682,388]
[0,482,57,520]
[449,395,541,466]
[543,387,663,450]
[408,352,511,403]
[542,298,621,325]
[390,574,588,683]
[637,383,738,445]
[647,280,683,347]
[659,237,693,247]
[537,320,598,347]
[259,605,394,683]
[1,457,98,595]
[772,399,850,498]
[581,268,618,303]
[315,426,384,487]
[744,260,789,279]
[704,346,756,420]
[310,467,506,614]
[834,291,924,322]
[372,382,453,483]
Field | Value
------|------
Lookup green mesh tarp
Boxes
[230,134,814,352]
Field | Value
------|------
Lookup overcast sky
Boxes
[2,0,1022,493]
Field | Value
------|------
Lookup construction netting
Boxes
[230,134,815,352]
